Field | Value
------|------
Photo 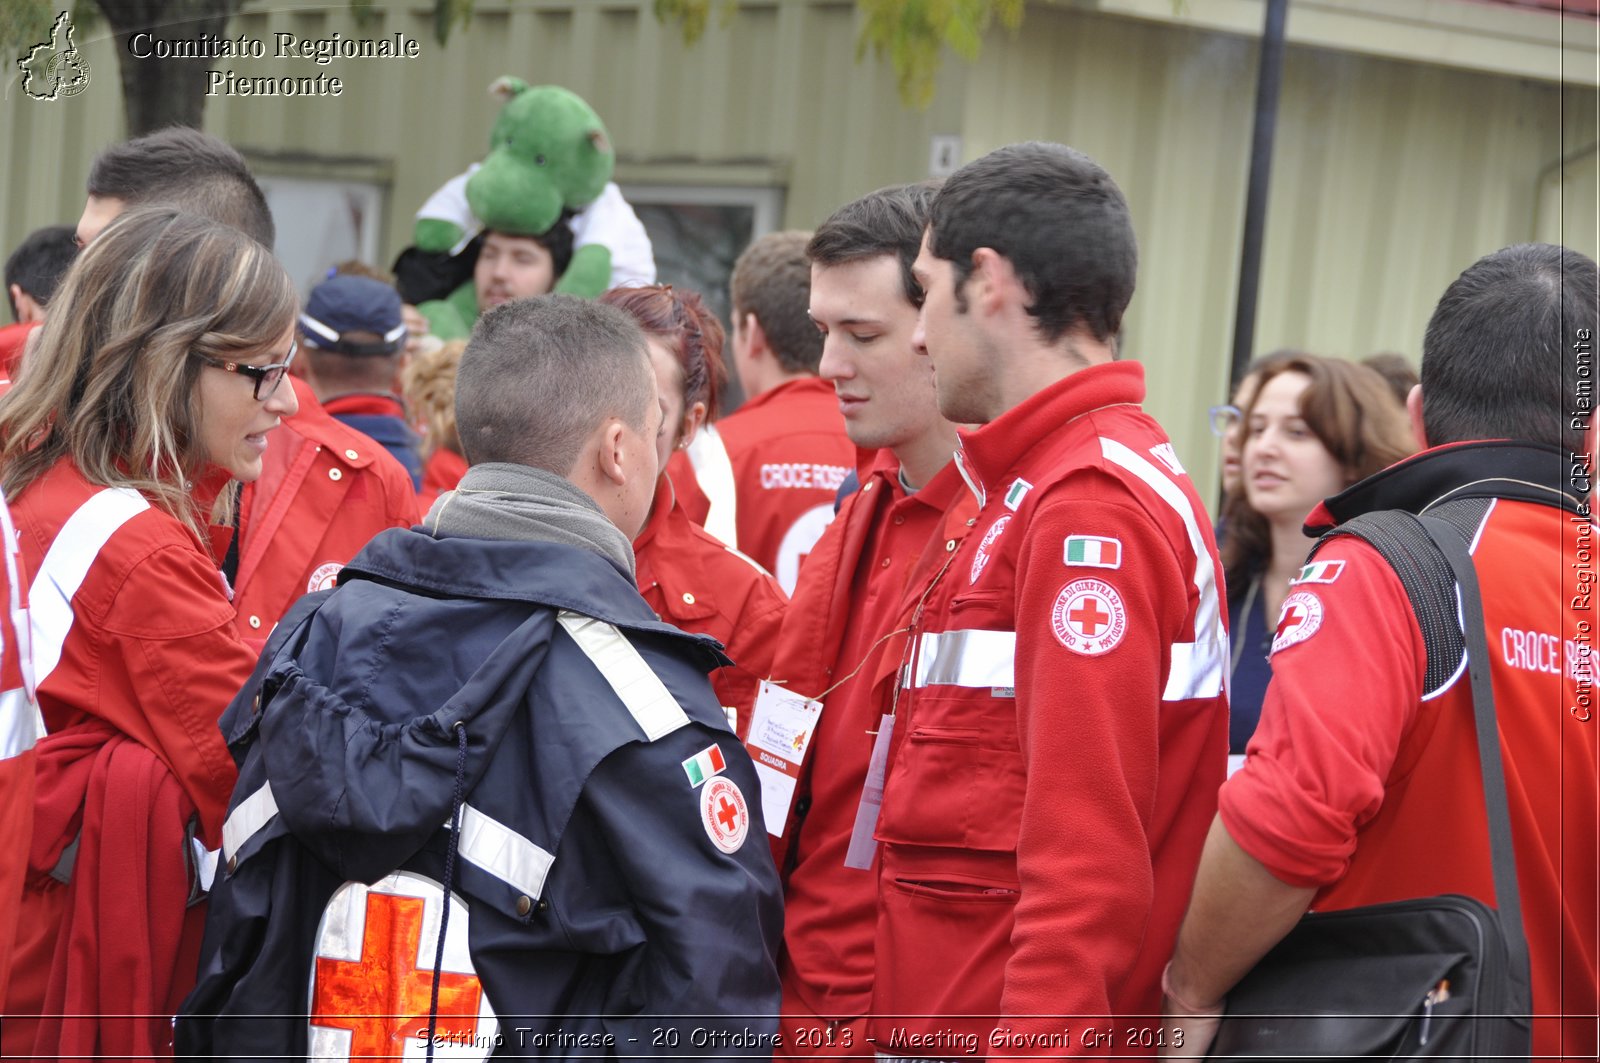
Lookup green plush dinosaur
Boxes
[413,79,655,339]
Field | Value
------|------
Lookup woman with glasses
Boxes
[600,284,788,739]
[0,207,297,1058]
[1219,353,1413,771]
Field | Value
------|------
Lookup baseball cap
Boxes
[300,274,406,356]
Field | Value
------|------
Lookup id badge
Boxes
[743,680,823,838]
[843,713,895,870]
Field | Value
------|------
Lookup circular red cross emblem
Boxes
[1050,578,1128,656]
[699,776,750,854]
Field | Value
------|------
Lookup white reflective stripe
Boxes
[912,629,1016,689]
[190,837,219,892]
[1099,438,1227,701]
[557,611,689,740]
[31,488,149,689]
[457,803,554,900]
[0,687,41,759]
[222,781,280,864]
[686,423,739,549]
[0,490,36,705]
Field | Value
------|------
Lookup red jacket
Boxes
[1222,442,1597,1061]
[770,449,976,1049]
[233,377,419,647]
[2,459,257,1056]
[634,479,789,737]
[0,488,34,998]
[0,321,38,387]
[870,363,1229,1054]
[714,378,854,592]
[418,446,468,512]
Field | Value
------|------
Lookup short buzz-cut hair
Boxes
[928,141,1136,347]
[730,230,822,374]
[1421,243,1597,454]
[5,225,77,319]
[456,294,654,474]
[807,181,939,308]
[87,126,275,248]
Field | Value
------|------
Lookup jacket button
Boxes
[328,468,343,482]
[516,895,532,916]
[946,539,957,552]
[893,515,905,525]
[681,592,696,605]
[880,558,891,569]
[226,855,237,875]
[344,449,359,460]
[966,517,977,526]
[252,693,260,713]
[247,615,262,629]
[537,899,548,912]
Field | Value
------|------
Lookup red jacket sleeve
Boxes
[1220,536,1426,888]
[1003,492,1187,1039]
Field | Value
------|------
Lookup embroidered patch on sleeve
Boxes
[700,776,750,853]
[1003,478,1033,511]
[1063,535,1123,569]
[970,515,1012,584]
[681,744,727,788]
[1293,559,1345,585]
[1050,578,1128,656]
[1270,590,1325,654]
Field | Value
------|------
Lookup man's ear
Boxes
[968,247,1014,316]
[1406,384,1429,450]
[596,417,628,487]
[7,284,42,325]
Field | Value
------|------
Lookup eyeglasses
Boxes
[1208,404,1243,437]
[191,340,297,401]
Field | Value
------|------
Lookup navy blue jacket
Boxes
[177,526,784,1060]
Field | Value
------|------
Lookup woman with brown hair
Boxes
[599,284,788,738]
[1223,354,1416,764]
[401,337,470,508]
[0,207,299,1057]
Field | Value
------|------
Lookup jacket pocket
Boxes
[876,713,1025,853]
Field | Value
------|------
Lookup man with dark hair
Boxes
[0,225,75,380]
[764,182,971,1054]
[870,142,1228,1050]
[1163,244,1598,1061]
[72,129,419,643]
[299,274,424,489]
[702,230,853,590]
[181,294,782,1057]
[79,126,274,248]
[473,226,573,313]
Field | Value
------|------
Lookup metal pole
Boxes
[1229,0,1290,393]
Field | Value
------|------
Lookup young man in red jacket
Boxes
[708,231,855,592]
[77,128,419,646]
[870,143,1229,1055]
[763,183,973,1055]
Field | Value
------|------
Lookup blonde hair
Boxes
[401,338,466,461]
[0,207,297,535]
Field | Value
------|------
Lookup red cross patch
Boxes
[307,561,343,594]
[970,515,1012,584]
[700,776,750,854]
[309,871,498,1060]
[1050,578,1128,656]
[1271,590,1325,655]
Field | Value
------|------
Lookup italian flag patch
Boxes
[1063,535,1123,569]
[682,744,727,787]
[1004,479,1033,511]
[1294,559,1345,585]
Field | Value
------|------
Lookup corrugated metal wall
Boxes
[2,0,1593,477]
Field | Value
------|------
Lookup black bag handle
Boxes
[1415,514,1531,987]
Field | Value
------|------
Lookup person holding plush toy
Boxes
[401,80,654,339]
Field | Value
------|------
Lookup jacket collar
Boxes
[1306,439,1586,535]
[957,361,1145,500]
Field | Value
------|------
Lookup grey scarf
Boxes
[425,462,636,578]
